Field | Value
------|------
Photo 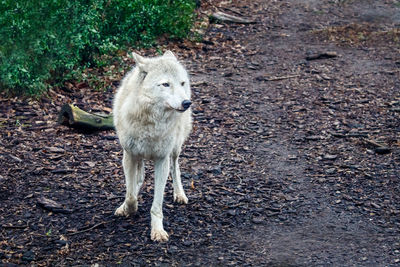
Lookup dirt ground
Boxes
[1,0,400,266]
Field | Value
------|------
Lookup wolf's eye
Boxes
[181,82,185,86]
[162,83,170,87]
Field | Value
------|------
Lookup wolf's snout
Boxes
[181,100,192,110]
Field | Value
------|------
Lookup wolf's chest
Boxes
[122,122,178,159]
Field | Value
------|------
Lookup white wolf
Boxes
[113,51,192,242]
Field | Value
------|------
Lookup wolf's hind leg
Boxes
[115,150,139,217]
[136,159,144,197]
[171,151,188,204]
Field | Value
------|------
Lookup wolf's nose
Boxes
[182,100,192,110]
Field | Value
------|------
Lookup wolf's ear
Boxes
[132,52,146,70]
[163,50,177,60]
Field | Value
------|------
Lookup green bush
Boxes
[0,0,196,95]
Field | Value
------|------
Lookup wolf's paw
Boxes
[114,201,137,217]
[151,228,169,242]
[173,193,188,204]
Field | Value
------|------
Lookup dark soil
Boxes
[1,0,400,266]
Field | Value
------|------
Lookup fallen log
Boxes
[58,104,114,131]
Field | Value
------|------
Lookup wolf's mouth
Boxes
[166,103,189,113]
[173,107,189,113]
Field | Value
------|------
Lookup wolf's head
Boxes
[132,51,191,113]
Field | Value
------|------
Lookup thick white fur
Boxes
[113,51,192,242]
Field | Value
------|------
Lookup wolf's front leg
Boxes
[150,157,170,242]
[115,151,139,217]
[171,152,188,204]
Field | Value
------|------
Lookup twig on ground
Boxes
[265,74,301,81]
[365,139,385,148]
[67,220,114,236]
[2,224,29,229]
[217,186,246,196]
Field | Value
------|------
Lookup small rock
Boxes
[252,216,264,224]
[227,209,236,216]
[85,161,96,168]
[326,168,336,174]
[323,154,337,160]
